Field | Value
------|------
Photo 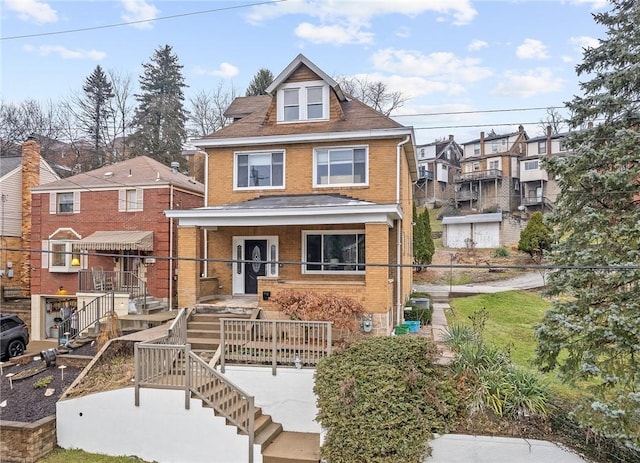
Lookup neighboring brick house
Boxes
[166,54,418,335]
[0,138,59,300]
[455,126,529,213]
[414,135,462,208]
[29,156,204,340]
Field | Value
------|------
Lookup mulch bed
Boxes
[0,343,97,423]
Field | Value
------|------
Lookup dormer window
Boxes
[277,81,329,122]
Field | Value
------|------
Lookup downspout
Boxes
[396,135,411,327]
[169,184,174,310]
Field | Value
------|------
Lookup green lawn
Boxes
[38,449,151,462]
[446,290,582,400]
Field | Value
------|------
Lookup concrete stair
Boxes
[134,295,169,314]
[261,431,321,463]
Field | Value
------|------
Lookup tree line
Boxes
[0,46,406,173]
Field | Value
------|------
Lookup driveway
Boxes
[414,271,546,295]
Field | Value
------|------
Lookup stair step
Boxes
[261,431,320,463]
[254,421,283,450]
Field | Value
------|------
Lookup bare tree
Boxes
[107,69,135,162]
[335,76,408,116]
[0,99,62,156]
[538,107,567,135]
[187,83,237,137]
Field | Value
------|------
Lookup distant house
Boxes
[521,126,573,212]
[29,156,204,340]
[455,126,529,213]
[0,138,59,300]
[414,135,462,208]
[166,54,418,335]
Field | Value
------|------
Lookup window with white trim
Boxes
[49,191,80,214]
[488,159,500,170]
[303,231,365,273]
[235,151,284,189]
[277,81,328,122]
[314,146,367,186]
[119,188,143,212]
[538,141,546,154]
[43,228,82,272]
[524,160,539,170]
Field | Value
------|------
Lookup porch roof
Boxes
[165,194,403,227]
[73,230,154,251]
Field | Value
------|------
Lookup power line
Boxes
[4,246,640,272]
[0,1,287,41]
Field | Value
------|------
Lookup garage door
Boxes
[473,222,500,248]
[446,223,471,248]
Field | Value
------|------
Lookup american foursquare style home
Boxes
[166,54,418,335]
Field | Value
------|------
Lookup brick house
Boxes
[29,156,204,340]
[166,54,418,334]
[0,138,59,301]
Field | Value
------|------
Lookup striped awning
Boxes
[73,231,154,251]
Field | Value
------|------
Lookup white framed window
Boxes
[234,151,285,189]
[473,143,480,155]
[49,191,80,214]
[473,161,480,171]
[303,231,365,274]
[488,159,500,170]
[119,188,143,212]
[524,160,539,170]
[43,228,82,273]
[538,141,546,154]
[559,139,569,152]
[491,141,499,153]
[277,81,329,122]
[314,146,367,187]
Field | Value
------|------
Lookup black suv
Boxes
[0,314,30,360]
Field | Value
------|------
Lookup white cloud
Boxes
[395,27,411,39]
[120,0,159,30]
[247,0,477,26]
[295,22,373,45]
[570,0,609,9]
[516,39,549,60]
[349,72,466,100]
[372,48,492,83]
[193,62,239,79]
[468,39,488,52]
[492,68,564,98]
[245,0,476,49]
[22,45,105,60]
[5,0,57,24]
[570,35,600,51]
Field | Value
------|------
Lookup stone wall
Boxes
[0,416,57,463]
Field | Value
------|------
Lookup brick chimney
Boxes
[20,136,41,291]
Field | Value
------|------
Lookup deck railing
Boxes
[134,339,255,462]
[220,319,333,375]
[56,292,115,344]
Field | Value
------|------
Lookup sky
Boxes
[0,0,610,146]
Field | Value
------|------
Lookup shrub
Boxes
[404,307,432,325]
[270,290,365,332]
[315,336,461,463]
[493,247,510,258]
[33,375,53,389]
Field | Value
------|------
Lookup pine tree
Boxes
[131,45,188,168]
[517,211,552,259]
[245,68,274,96]
[535,0,640,448]
[79,65,114,167]
[413,206,434,270]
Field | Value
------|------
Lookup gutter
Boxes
[396,136,411,327]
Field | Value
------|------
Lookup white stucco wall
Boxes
[57,387,263,463]
[221,365,320,433]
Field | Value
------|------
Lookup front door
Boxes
[244,240,267,294]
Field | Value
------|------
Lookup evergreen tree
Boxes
[131,45,188,168]
[413,205,434,270]
[517,211,552,259]
[535,0,640,448]
[245,68,274,96]
[79,65,114,167]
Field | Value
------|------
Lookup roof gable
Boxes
[266,54,346,101]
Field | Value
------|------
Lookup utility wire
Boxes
[0,1,287,41]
